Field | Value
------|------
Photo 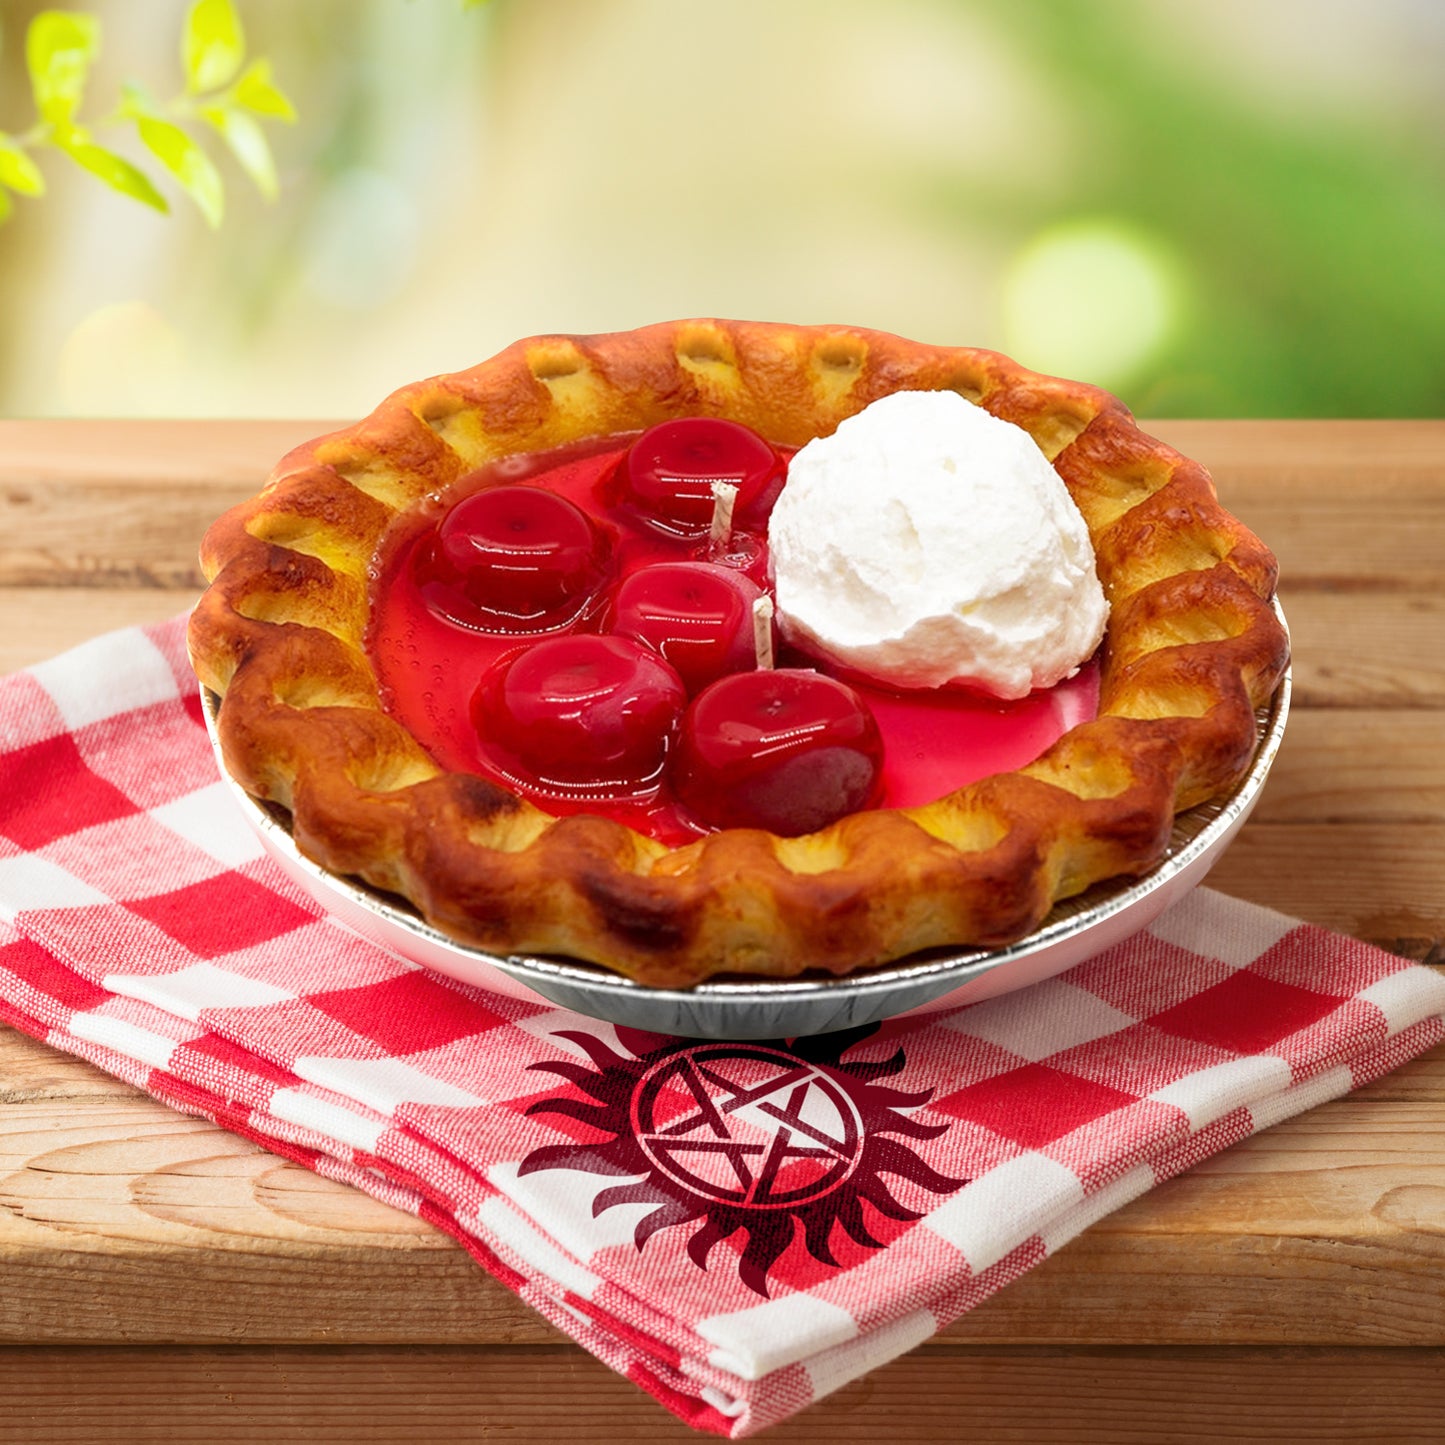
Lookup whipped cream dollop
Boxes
[768,390,1107,699]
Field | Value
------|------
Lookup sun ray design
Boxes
[519,1023,968,1296]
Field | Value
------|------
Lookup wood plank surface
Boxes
[1249,709,1445,824]
[0,420,1442,1438]
[3,1344,1444,1443]
[1,418,1442,592]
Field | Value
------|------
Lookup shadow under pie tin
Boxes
[201,603,1289,1041]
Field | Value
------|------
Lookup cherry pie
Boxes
[188,320,1288,987]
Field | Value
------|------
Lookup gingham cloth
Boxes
[2,617,1443,1437]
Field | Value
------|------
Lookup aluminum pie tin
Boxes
[203,612,1289,1041]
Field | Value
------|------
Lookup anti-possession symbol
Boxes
[519,1024,969,1295]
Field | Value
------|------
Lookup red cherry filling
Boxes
[611,561,765,695]
[372,433,1101,846]
[620,417,786,536]
[674,669,884,835]
[419,485,607,629]
[471,634,687,797]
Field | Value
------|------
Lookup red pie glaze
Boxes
[367,427,1100,846]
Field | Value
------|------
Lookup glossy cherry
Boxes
[610,561,766,695]
[673,669,884,835]
[419,485,606,628]
[471,634,687,796]
[620,417,786,536]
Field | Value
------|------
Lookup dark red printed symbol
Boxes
[632,1044,864,1209]
[519,1025,967,1296]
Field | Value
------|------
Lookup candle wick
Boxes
[752,594,775,670]
[708,481,738,554]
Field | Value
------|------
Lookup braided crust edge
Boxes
[188,320,1289,987]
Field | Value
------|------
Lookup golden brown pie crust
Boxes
[188,320,1289,987]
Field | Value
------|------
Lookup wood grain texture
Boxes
[0,419,1442,1434]
[1207,823,1445,946]
[0,588,196,675]
[1249,709,1445,825]
[0,419,347,488]
[1,1344,1442,1444]
[1,418,1442,592]
[1281,592,1445,708]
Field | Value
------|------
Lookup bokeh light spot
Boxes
[58,302,187,416]
[1002,219,1185,387]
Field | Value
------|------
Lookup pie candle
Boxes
[191,320,1288,984]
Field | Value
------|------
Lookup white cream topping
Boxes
[768,390,1107,699]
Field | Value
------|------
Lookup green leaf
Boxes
[184,0,245,95]
[136,115,224,227]
[0,187,13,227]
[201,104,276,201]
[60,138,169,213]
[26,11,100,125]
[233,59,297,123]
[0,137,46,196]
[118,79,158,120]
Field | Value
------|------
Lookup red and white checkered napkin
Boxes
[3,617,1444,1436]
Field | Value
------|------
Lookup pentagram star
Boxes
[638,1052,859,1204]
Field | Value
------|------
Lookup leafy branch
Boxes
[0,0,295,229]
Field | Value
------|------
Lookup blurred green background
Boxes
[1,0,1442,419]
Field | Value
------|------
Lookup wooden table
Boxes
[0,420,1442,1442]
